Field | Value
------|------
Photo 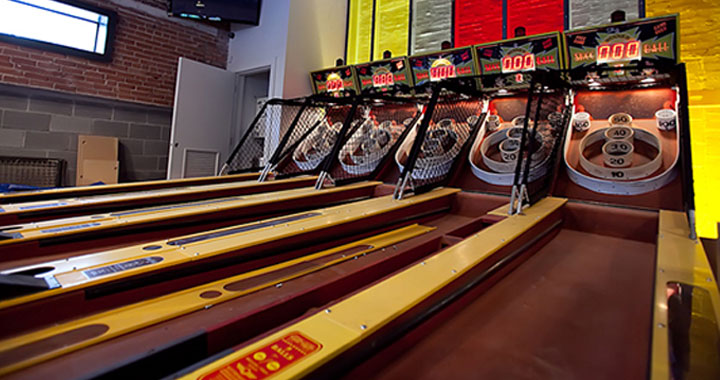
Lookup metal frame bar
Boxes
[639,0,645,18]
[259,98,313,182]
[344,0,351,64]
[539,88,573,203]
[315,96,364,189]
[450,0,456,48]
[676,63,696,239]
[502,0,508,39]
[407,0,413,55]
[509,76,538,214]
[370,0,377,61]
[393,83,441,199]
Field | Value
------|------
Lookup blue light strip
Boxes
[93,15,100,53]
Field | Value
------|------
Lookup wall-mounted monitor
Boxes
[0,0,117,61]
[170,0,261,25]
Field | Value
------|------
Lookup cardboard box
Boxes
[76,135,119,186]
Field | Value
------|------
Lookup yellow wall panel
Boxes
[373,0,410,60]
[646,1,720,238]
[347,0,374,64]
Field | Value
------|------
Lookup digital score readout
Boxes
[409,48,476,87]
[565,15,677,71]
[501,53,536,73]
[326,74,344,92]
[310,67,359,96]
[596,40,641,64]
[355,58,413,93]
[372,72,394,87]
[429,59,456,81]
[475,32,563,91]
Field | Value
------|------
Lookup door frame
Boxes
[167,57,237,179]
[230,63,275,164]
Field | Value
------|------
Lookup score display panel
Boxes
[475,31,565,91]
[355,57,414,93]
[565,15,678,75]
[408,47,478,87]
[310,65,360,97]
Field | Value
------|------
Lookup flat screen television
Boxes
[170,0,261,25]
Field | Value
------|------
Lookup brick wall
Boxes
[0,0,229,186]
[0,0,228,107]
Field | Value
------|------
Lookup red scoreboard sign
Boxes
[355,57,414,93]
[475,31,564,90]
[565,14,678,70]
[310,65,360,97]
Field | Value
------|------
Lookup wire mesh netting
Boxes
[396,93,484,194]
[224,99,321,175]
[274,99,359,178]
[468,87,568,191]
[325,99,421,185]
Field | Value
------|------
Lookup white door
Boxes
[167,58,236,179]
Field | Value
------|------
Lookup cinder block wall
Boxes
[0,84,171,186]
[0,0,229,185]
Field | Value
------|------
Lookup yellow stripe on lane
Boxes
[0,187,458,310]
[0,173,259,203]
[179,197,566,380]
[488,203,511,216]
[0,225,434,376]
[650,210,720,380]
[0,181,377,245]
[0,176,314,215]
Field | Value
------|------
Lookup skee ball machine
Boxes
[0,90,428,311]
[355,55,415,96]
[0,101,330,227]
[172,16,719,380]
[0,100,345,204]
[0,98,349,231]
[458,31,570,207]
[0,96,394,264]
[0,59,472,378]
[0,48,527,378]
[392,45,481,198]
[552,15,719,379]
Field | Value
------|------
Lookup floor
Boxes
[350,228,656,380]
